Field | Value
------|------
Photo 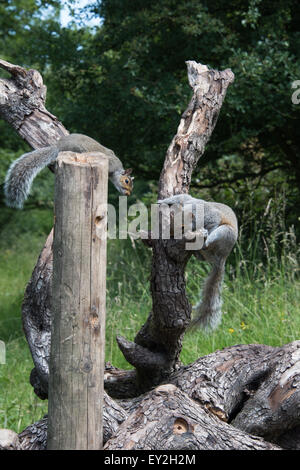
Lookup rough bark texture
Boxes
[114,341,300,449]
[158,62,234,200]
[0,59,68,149]
[0,392,128,450]
[104,384,279,450]
[1,58,299,451]
[0,429,20,450]
[170,342,300,447]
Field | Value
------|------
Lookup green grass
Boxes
[0,227,52,432]
[0,337,47,433]
[0,209,299,433]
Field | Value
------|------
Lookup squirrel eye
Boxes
[125,179,129,184]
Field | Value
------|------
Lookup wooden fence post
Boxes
[47,151,108,450]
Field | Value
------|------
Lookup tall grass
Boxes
[0,196,299,432]
[183,194,299,361]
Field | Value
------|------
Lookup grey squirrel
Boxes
[4,133,134,209]
[158,194,238,330]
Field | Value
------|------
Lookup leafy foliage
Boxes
[31,0,300,227]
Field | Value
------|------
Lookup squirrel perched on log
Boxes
[4,133,134,209]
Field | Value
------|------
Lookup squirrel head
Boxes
[111,168,134,196]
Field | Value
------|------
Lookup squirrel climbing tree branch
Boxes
[116,61,235,389]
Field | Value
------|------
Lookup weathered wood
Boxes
[104,384,279,450]
[0,391,129,450]
[0,58,68,149]
[170,341,300,447]
[158,61,234,200]
[6,384,280,451]
[104,363,139,399]
[115,341,300,449]
[0,429,20,450]
[22,229,53,400]
[16,392,128,450]
[3,342,300,449]
[47,151,108,450]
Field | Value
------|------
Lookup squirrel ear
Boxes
[124,168,133,175]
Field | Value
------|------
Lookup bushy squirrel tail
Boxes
[4,146,59,209]
[189,258,225,331]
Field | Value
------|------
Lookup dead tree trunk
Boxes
[0,58,68,148]
[1,58,300,450]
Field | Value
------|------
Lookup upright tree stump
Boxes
[47,152,108,450]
